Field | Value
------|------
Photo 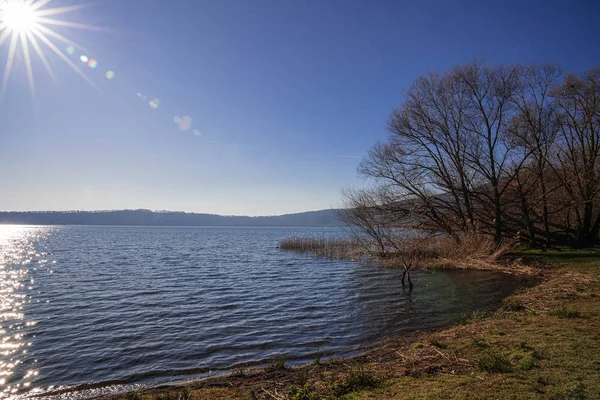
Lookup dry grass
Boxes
[280,229,530,275]
[279,235,368,260]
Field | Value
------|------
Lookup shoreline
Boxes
[37,249,600,400]
[92,248,600,400]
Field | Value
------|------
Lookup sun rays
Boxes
[0,0,99,104]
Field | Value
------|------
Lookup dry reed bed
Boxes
[279,233,535,275]
[278,236,368,260]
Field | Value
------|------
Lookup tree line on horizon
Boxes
[0,209,343,227]
[342,62,600,249]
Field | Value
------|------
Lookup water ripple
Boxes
[0,225,535,398]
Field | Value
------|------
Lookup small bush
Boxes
[476,352,513,373]
[412,342,424,349]
[549,306,581,319]
[502,297,525,312]
[231,368,246,377]
[330,370,379,397]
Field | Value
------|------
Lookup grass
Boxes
[288,384,324,400]
[427,337,446,349]
[108,247,600,400]
[502,296,526,311]
[330,369,380,397]
[476,351,513,373]
[548,305,581,319]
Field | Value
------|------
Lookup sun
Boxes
[1,1,38,32]
[0,0,100,104]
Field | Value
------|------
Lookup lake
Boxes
[0,225,533,398]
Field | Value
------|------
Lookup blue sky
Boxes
[1,0,599,216]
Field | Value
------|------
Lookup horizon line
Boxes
[0,208,340,218]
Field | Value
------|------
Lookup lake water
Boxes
[0,225,533,398]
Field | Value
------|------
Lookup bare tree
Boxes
[341,62,600,252]
[551,69,600,246]
[507,64,563,246]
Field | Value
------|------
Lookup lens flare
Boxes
[193,129,201,137]
[173,116,181,124]
[178,115,192,131]
[79,54,88,62]
[87,58,97,69]
[149,98,160,109]
[65,46,74,55]
[105,70,114,80]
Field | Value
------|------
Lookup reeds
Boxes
[279,228,524,274]
[279,235,367,260]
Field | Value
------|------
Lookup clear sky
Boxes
[1,0,599,216]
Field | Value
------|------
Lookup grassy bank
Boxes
[102,248,599,400]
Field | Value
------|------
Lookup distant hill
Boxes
[0,209,344,227]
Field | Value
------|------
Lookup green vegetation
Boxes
[330,370,380,397]
[476,351,513,373]
[288,384,323,400]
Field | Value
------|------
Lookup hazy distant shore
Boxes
[0,209,344,227]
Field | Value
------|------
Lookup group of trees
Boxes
[343,62,600,248]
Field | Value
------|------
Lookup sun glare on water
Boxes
[0,0,100,103]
